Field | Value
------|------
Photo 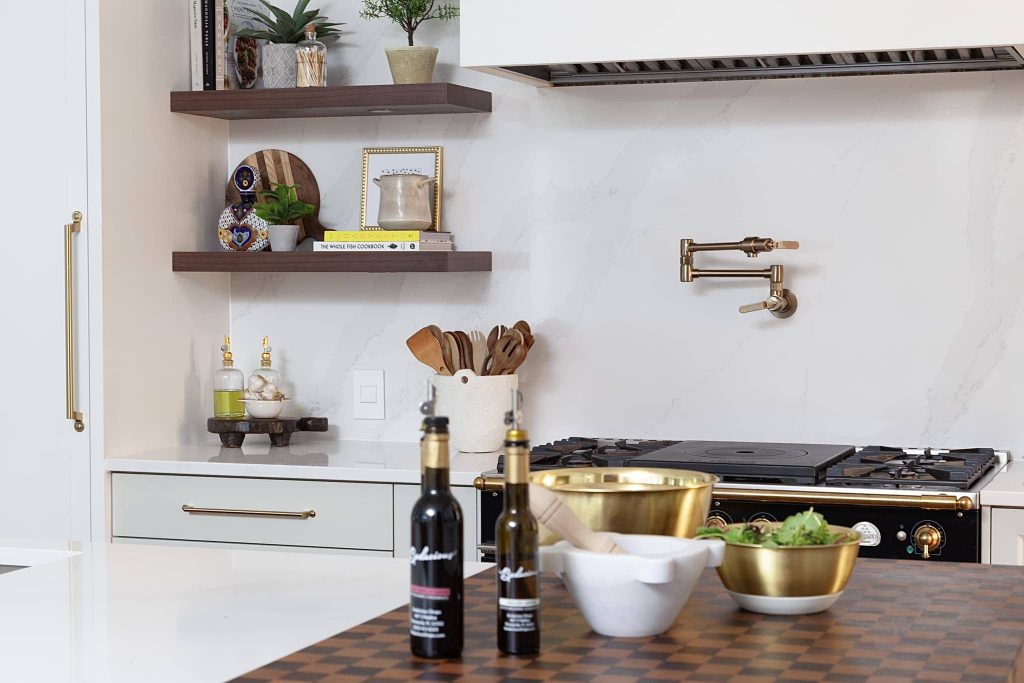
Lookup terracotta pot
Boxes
[263,43,297,88]
[385,46,439,84]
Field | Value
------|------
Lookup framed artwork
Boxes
[360,146,443,231]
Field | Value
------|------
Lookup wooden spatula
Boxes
[407,327,449,375]
[443,332,463,371]
[454,331,474,372]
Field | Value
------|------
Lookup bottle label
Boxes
[499,566,538,582]
[409,546,460,642]
[410,547,458,565]
[499,596,540,634]
[410,584,451,639]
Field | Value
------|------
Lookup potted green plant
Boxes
[236,0,343,88]
[359,0,459,84]
[253,184,315,251]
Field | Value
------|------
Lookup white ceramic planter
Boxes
[268,224,300,252]
[263,44,297,88]
[385,46,439,84]
[431,370,518,453]
[540,534,725,638]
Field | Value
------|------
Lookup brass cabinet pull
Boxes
[64,211,84,433]
[181,504,316,519]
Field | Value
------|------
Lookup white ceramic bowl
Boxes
[540,533,724,638]
[240,399,288,419]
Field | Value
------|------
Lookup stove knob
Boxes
[705,514,729,530]
[914,524,942,559]
[896,530,907,542]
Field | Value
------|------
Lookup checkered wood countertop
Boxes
[235,558,1024,682]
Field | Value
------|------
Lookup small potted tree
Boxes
[359,0,459,84]
[253,184,315,251]
[236,0,343,88]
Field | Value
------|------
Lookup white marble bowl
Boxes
[241,399,288,419]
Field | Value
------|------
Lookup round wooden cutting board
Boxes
[226,149,327,242]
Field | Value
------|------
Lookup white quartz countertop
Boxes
[105,440,498,486]
[982,458,1024,507]
[0,540,489,682]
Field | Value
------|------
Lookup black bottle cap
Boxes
[422,416,449,432]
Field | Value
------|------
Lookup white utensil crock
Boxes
[431,370,518,453]
[540,533,725,638]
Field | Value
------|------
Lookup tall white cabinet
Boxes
[0,0,92,541]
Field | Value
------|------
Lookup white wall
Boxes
[229,0,1024,449]
[100,0,230,456]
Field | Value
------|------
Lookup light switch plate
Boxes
[353,369,385,420]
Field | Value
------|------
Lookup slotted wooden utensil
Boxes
[407,327,449,375]
[513,320,535,351]
[488,329,528,376]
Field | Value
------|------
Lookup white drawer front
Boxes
[112,473,392,550]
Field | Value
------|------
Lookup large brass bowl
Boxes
[714,523,861,597]
[529,467,718,545]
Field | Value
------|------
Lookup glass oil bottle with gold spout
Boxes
[496,390,540,654]
[213,336,245,418]
[248,336,282,396]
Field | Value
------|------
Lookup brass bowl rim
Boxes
[529,467,720,491]
[716,522,862,549]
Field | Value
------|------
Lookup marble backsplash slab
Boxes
[228,1,1024,449]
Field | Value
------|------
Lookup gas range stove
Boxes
[497,438,1000,491]
[481,438,1008,563]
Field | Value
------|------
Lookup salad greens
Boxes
[696,508,851,548]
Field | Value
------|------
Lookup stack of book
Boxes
[313,231,455,253]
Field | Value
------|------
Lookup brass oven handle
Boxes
[64,211,84,433]
[714,488,974,511]
[474,476,505,492]
[181,504,316,519]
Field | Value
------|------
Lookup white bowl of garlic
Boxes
[242,376,288,419]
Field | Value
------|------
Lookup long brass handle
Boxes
[181,504,316,519]
[64,212,84,433]
[713,488,973,511]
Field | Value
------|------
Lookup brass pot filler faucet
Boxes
[680,236,800,318]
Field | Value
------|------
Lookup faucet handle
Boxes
[768,240,799,250]
[739,291,798,318]
[739,300,770,314]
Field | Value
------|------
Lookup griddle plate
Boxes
[631,441,856,484]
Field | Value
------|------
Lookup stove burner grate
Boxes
[825,446,997,490]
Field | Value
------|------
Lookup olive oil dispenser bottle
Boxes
[213,335,245,418]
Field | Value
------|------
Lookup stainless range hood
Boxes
[461,0,1024,86]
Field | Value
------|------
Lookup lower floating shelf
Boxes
[172,251,492,273]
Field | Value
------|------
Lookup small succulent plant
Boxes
[252,183,315,225]
[236,0,344,44]
[359,0,459,47]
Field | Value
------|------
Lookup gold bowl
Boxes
[714,522,861,597]
[529,467,718,545]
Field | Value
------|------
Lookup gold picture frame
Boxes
[360,146,443,231]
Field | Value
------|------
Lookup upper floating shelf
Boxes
[172,251,493,273]
[169,83,492,120]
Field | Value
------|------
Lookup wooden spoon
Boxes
[406,327,449,375]
[454,331,474,373]
[443,332,463,371]
[488,329,528,376]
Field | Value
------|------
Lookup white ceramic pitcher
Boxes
[374,174,433,230]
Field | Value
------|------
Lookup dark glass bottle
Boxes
[496,427,540,655]
[409,416,464,659]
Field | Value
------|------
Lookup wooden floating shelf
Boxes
[172,251,492,273]
[170,83,492,119]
